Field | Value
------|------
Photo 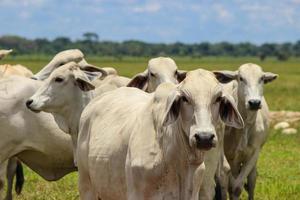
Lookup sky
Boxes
[0,0,300,44]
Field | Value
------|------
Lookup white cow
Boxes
[0,76,76,181]
[0,62,33,200]
[77,69,244,200]
[26,62,107,163]
[213,63,278,200]
[0,49,91,199]
[127,57,186,92]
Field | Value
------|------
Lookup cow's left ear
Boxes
[263,72,278,84]
[163,91,181,126]
[73,68,95,91]
[219,94,244,129]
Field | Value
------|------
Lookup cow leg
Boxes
[191,162,205,200]
[217,159,230,200]
[232,149,260,199]
[4,158,17,200]
[78,172,97,200]
[0,161,8,200]
[245,166,257,200]
[228,158,240,200]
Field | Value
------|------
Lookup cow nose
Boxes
[26,99,33,108]
[194,133,215,150]
[248,99,261,110]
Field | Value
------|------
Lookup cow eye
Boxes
[239,76,244,82]
[54,77,64,83]
[150,72,155,77]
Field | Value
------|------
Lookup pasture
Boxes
[1,56,300,199]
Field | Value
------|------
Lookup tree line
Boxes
[0,33,300,60]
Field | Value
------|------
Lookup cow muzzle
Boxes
[194,133,216,150]
[25,99,41,113]
[248,99,261,110]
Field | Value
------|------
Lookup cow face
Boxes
[214,64,278,111]
[127,57,186,92]
[162,69,244,151]
[26,62,106,113]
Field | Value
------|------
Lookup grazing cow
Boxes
[213,63,278,200]
[77,69,244,200]
[127,57,186,92]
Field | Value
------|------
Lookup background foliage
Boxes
[1,33,300,61]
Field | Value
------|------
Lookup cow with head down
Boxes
[214,63,278,200]
[76,69,244,200]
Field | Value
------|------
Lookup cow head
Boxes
[155,69,244,151]
[26,62,107,113]
[127,57,186,92]
[213,63,278,111]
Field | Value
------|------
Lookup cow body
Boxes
[78,69,244,200]
[214,63,277,200]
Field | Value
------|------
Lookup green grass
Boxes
[1,56,299,199]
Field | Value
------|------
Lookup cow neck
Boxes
[61,90,94,136]
[161,121,203,167]
[236,88,258,150]
[159,121,204,199]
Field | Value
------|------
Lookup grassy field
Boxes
[1,56,300,199]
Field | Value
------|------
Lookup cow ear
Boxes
[78,60,108,81]
[177,70,187,82]
[219,94,244,129]
[213,70,238,84]
[163,91,181,126]
[127,70,148,90]
[263,72,278,84]
[73,69,95,91]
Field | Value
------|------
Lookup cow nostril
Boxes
[208,134,215,141]
[26,99,33,108]
[194,134,200,141]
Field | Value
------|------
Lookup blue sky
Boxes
[0,0,300,43]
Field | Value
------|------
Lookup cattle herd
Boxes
[0,49,277,200]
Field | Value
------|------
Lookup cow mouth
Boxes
[29,108,41,113]
[249,106,261,111]
[28,107,41,113]
[196,141,216,151]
